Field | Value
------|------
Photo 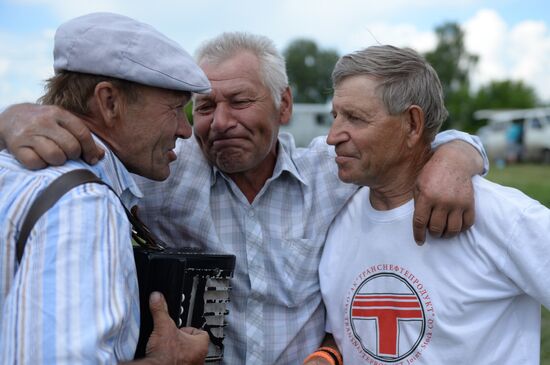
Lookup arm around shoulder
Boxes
[432,129,488,176]
[0,103,103,168]
[413,129,488,243]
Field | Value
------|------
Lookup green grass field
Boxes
[485,163,550,363]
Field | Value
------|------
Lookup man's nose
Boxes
[176,111,192,139]
[326,115,347,146]
[211,103,236,132]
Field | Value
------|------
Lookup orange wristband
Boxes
[303,350,336,365]
[318,346,343,365]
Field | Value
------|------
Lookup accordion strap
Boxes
[16,168,164,264]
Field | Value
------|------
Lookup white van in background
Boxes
[279,103,332,147]
[475,107,550,164]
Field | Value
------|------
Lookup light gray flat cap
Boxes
[54,12,211,94]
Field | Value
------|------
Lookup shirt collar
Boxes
[89,135,143,209]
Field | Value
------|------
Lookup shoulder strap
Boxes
[16,169,106,263]
[16,168,165,264]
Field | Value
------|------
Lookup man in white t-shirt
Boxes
[308,45,550,365]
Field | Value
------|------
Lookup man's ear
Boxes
[406,105,425,148]
[279,86,293,126]
[94,81,125,128]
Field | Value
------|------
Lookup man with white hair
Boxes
[0,12,210,364]
[0,33,488,364]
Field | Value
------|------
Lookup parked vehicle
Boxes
[279,103,332,147]
[475,107,550,164]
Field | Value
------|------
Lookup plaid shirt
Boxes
[136,131,487,365]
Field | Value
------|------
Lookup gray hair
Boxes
[332,45,448,141]
[194,32,288,108]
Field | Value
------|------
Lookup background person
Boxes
[0,12,211,364]
[505,119,524,164]
[0,32,488,364]
[312,45,550,364]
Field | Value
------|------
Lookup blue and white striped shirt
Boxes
[136,130,487,365]
[0,139,142,364]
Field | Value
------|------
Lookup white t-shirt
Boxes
[320,176,550,364]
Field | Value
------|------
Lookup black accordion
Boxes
[133,246,236,362]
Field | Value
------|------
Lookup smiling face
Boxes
[119,86,192,181]
[327,75,409,188]
[192,51,287,175]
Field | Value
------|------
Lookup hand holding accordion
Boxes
[130,209,236,364]
[142,291,210,364]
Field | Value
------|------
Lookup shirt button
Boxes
[248,209,255,217]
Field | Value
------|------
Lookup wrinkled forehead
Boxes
[199,51,263,82]
[332,75,388,115]
[193,56,267,103]
[194,78,259,101]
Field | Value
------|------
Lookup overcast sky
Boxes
[1,0,549,110]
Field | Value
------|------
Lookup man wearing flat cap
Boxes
[0,12,210,364]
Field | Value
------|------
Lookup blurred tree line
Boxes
[284,39,339,104]
[284,22,540,133]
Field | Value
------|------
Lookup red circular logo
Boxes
[349,272,426,362]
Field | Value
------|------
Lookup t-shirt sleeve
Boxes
[500,201,550,309]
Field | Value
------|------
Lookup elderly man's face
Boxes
[121,86,192,180]
[327,75,408,188]
[193,51,282,174]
